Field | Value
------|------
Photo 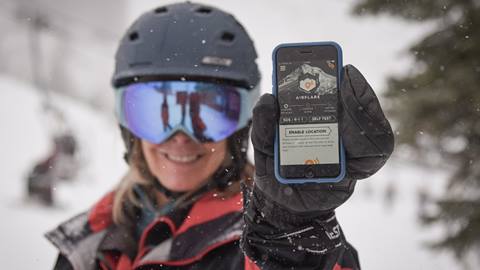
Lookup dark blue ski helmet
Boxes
[112,2,261,89]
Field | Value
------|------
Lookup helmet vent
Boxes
[154,7,168,14]
[196,7,212,14]
[129,32,139,41]
[221,32,235,43]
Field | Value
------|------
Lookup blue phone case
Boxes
[272,41,346,184]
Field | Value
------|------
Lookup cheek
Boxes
[141,142,159,172]
[205,143,228,171]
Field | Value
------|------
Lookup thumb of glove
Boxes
[251,93,278,177]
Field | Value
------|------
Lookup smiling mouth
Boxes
[163,153,203,163]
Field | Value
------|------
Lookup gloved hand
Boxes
[251,65,394,217]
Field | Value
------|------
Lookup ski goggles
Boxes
[115,81,259,144]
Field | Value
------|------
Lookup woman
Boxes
[46,2,394,269]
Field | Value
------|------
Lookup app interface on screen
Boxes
[277,59,339,166]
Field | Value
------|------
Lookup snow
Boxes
[337,160,459,269]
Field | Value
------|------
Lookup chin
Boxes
[150,161,210,192]
[159,177,204,192]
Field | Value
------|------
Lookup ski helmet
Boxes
[112,2,260,89]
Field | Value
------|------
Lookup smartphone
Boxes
[272,42,346,184]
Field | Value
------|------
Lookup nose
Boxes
[169,131,196,144]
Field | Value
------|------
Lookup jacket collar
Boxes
[46,189,244,268]
[135,191,244,267]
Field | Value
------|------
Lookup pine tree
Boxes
[352,0,480,261]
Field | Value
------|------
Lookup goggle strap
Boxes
[237,85,260,130]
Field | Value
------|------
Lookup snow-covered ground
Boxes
[0,76,459,269]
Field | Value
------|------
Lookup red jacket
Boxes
[46,190,359,270]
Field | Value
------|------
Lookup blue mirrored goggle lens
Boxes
[116,81,248,144]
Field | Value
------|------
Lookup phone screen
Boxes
[276,45,340,178]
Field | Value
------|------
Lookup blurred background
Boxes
[0,0,478,269]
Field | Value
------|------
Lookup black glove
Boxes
[251,64,394,216]
[241,65,390,268]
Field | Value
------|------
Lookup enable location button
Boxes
[285,126,331,137]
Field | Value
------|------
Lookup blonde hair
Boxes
[112,137,253,227]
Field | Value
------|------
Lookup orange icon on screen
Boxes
[304,158,320,165]
[299,78,317,92]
